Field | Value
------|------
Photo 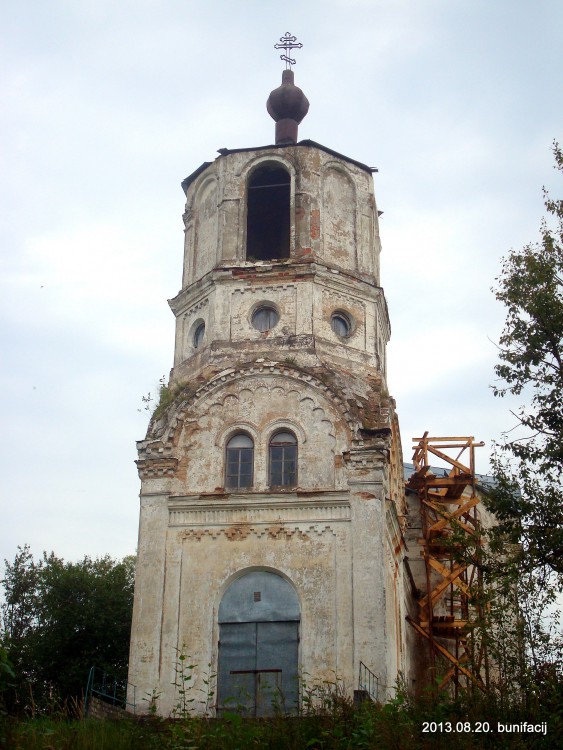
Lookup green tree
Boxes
[488,142,563,585]
[483,144,563,718]
[0,546,40,694]
[1,546,135,711]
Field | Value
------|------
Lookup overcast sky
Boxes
[2,0,562,566]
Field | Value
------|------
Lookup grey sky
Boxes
[2,0,562,565]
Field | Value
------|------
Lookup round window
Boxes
[193,322,205,349]
[331,312,352,338]
[251,305,279,332]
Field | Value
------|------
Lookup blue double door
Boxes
[217,572,300,717]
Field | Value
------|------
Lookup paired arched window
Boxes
[246,165,290,261]
[269,431,297,488]
[224,430,298,490]
[225,433,254,489]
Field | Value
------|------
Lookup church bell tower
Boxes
[128,35,409,716]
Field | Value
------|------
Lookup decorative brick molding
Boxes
[180,523,338,541]
[140,363,358,454]
[184,297,209,317]
[136,457,178,479]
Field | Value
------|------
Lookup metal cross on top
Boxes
[274,32,303,69]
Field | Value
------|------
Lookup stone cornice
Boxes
[168,492,350,528]
[167,259,385,318]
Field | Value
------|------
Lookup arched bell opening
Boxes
[217,570,300,716]
[246,164,290,261]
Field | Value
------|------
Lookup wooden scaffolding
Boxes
[406,433,489,694]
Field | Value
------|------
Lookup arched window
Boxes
[330,311,352,338]
[225,433,254,489]
[247,165,290,261]
[193,321,205,349]
[269,431,297,488]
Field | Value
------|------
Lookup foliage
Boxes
[476,548,562,715]
[1,682,562,750]
[171,648,216,721]
[0,643,15,717]
[139,376,193,421]
[487,142,563,584]
[1,546,135,713]
[138,375,166,415]
[0,715,147,750]
[482,142,563,723]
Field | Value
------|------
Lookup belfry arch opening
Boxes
[217,570,300,717]
[246,164,290,261]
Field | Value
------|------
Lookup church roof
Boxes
[181,139,377,194]
[403,462,496,492]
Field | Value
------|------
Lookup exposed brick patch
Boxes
[310,209,320,240]
[224,524,251,540]
[87,695,127,720]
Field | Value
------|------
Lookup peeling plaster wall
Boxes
[181,143,381,289]
[169,267,390,382]
[176,374,341,493]
[128,465,395,717]
[321,165,357,268]
[128,141,412,716]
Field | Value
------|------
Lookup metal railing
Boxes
[84,666,137,715]
[358,661,380,703]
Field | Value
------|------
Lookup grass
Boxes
[1,670,560,750]
[1,716,145,750]
[1,694,559,750]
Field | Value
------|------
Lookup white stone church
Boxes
[127,54,426,717]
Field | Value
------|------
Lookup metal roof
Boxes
[403,462,496,491]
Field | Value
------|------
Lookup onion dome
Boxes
[267,69,310,145]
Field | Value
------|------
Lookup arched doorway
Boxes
[217,571,300,716]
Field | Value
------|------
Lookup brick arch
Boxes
[238,153,297,185]
[196,370,350,437]
[145,364,357,447]
[146,366,356,493]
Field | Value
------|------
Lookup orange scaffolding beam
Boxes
[407,433,488,695]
